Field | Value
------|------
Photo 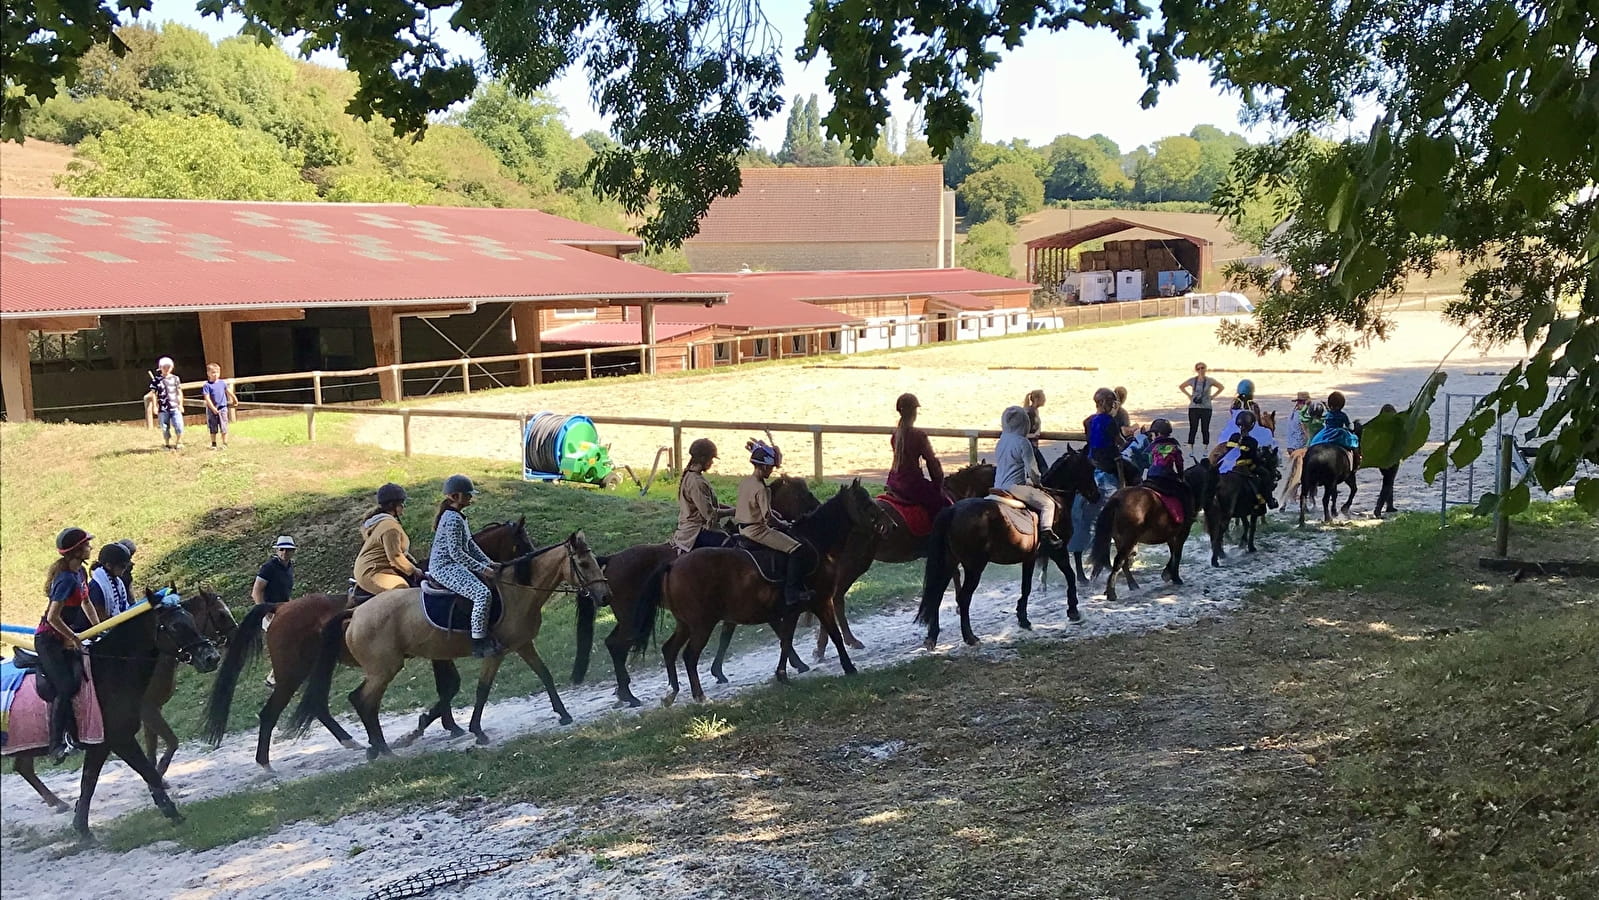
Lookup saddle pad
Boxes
[728,541,787,583]
[421,588,503,634]
[2,658,105,754]
[983,498,1038,535]
[1158,493,1186,525]
[876,494,934,538]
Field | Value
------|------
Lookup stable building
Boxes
[1024,216,1214,302]
[0,197,727,421]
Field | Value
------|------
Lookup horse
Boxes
[916,450,1101,650]
[573,477,818,708]
[292,531,610,759]
[1298,422,1362,525]
[140,588,237,775]
[630,480,881,705]
[6,591,220,841]
[1205,450,1280,566]
[203,518,533,771]
[1088,462,1214,602]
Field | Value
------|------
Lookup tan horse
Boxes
[292,532,609,759]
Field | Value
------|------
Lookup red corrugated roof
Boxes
[1024,216,1213,250]
[684,268,1037,301]
[542,321,710,345]
[0,198,724,317]
[670,276,859,328]
[687,166,946,243]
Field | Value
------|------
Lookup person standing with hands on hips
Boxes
[1180,362,1223,447]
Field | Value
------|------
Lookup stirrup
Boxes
[471,636,505,658]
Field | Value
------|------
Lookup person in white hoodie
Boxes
[992,405,1064,548]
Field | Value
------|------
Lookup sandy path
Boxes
[352,310,1525,482]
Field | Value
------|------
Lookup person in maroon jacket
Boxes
[886,393,951,518]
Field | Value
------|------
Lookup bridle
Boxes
[493,537,609,602]
[155,609,216,665]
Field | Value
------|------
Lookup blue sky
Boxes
[140,0,1263,154]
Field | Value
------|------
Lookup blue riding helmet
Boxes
[748,440,781,468]
[1236,378,1255,398]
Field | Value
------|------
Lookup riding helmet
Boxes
[689,438,718,460]
[1150,417,1173,436]
[376,482,408,506]
[747,439,781,468]
[55,527,92,555]
[443,473,478,497]
[98,541,132,569]
[1236,379,1255,398]
[116,538,137,557]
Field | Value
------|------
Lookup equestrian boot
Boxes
[1039,527,1064,549]
[471,636,506,658]
[781,547,815,612]
[47,700,79,764]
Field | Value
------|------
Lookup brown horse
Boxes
[7,591,220,840]
[203,519,532,770]
[916,450,1100,649]
[631,480,881,704]
[140,588,237,775]
[292,532,610,759]
[1087,462,1214,602]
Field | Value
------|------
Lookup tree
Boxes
[957,221,1017,277]
[1136,136,1202,201]
[61,113,318,200]
[1043,135,1129,201]
[958,162,1044,225]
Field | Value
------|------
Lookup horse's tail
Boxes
[629,561,672,656]
[572,577,597,683]
[916,505,959,626]
[203,601,270,746]
[288,611,349,736]
[1089,495,1119,576]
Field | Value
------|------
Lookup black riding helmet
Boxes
[98,541,132,569]
[377,482,408,506]
[443,474,477,496]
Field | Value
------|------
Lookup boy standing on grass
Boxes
[201,363,237,449]
[145,356,185,451]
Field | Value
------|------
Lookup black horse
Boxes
[9,592,221,841]
[1298,424,1363,525]
[1205,450,1281,566]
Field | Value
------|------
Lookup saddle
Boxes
[876,493,935,538]
[983,490,1038,536]
[1143,476,1190,525]
[728,537,791,584]
[420,578,504,634]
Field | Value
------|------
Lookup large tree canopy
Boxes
[7,0,1595,506]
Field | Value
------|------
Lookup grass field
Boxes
[75,502,1598,898]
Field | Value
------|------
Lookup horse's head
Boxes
[945,463,996,500]
[147,589,220,674]
[1043,447,1101,503]
[476,516,533,561]
[183,587,238,648]
[769,475,821,521]
[839,478,892,536]
[1259,409,1277,433]
[562,530,611,609]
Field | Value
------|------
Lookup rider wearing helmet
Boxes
[1215,378,1265,446]
[1216,410,1280,511]
[88,540,135,617]
[734,439,816,611]
[428,474,503,657]
[1144,418,1195,522]
[354,482,421,599]
[37,527,103,762]
[886,393,951,519]
[672,439,734,553]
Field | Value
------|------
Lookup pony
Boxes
[1205,450,1280,565]
[140,588,237,775]
[1088,461,1214,602]
[630,480,881,705]
[1298,420,1363,525]
[203,519,532,771]
[6,591,220,841]
[916,450,1101,650]
[292,532,609,759]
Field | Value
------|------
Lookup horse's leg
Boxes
[513,642,574,726]
[772,613,805,682]
[605,625,642,708]
[1246,512,1260,553]
[13,754,70,812]
[1342,472,1358,514]
[1052,548,1082,622]
[1298,478,1309,528]
[466,655,505,745]
[810,595,858,675]
[1017,558,1035,631]
[148,707,179,779]
[71,743,112,841]
[661,623,686,707]
[683,623,713,702]
[116,737,182,822]
[958,560,987,646]
[254,677,301,771]
[708,621,737,684]
[1073,550,1090,582]
[395,661,465,748]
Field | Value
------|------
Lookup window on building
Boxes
[960,319,971,330]
[825,331,841,351]
[713,342,731,362]
[553,308,597,319]
[886,323,898,338]
[985,315,996,328]
[856,328,867,339]
[1011,314,1022,326]
[753,338,769,357]
[791,335,806,354]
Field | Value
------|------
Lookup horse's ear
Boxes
[517,515,527,529]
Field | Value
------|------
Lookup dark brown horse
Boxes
[203,519,532,771]
[140,588,237,775]
[7,591,220,840]
[916,450,1101,650]
[1299,421,1363,525]
[631,480,882,704]
[1088,462,1214,602]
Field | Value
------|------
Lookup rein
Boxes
[494,539,609,599]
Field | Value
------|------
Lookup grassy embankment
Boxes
[69,501,1597,898]
[0,416,921,746]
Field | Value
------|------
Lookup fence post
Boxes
[1494,433,1512,557]
[401,409,412,457]
[811,424,824,482]
[516,414,527,465]
[304,404,316,442]
[584,349,594,381]
[671,421,683,473]
[967,430,979,466]
[460,359,471,394]
[686,342,696,371]
[312,371,324,406]
[638,345,649,375]
[388,365,401,402]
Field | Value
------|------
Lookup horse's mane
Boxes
[793,483,857,547]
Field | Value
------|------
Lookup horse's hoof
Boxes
[75,831,99,847]
[1017,616,1032,631]
[841,664,858,676]
[556,714,574,726]
[811,647,826,663]
[51,802,70,814]
[661,695,676,708]
[473,732,490,746]
[692,693,707,703]
[712,672,729,685]
[922,637,936,652]
[846,637,865,650]
[775,670,790,683]
[1068,608,1083,623]
[444,725,467,738]
[963,634,980,647]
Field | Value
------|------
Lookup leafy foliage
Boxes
[61,112,318,200]
[958,162,1044,225]
[957,221,1017,277]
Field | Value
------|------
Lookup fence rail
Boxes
[232,400,1087,482]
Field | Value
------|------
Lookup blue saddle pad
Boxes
[421,586,503,633]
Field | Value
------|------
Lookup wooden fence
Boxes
[232,400,1087,482]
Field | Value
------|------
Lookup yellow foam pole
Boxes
[75,600,154,641]
[1,632,35,652]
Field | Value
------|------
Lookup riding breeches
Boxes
[1002,485,1058,533]
[34,631,82,746]
[430,568,493,638]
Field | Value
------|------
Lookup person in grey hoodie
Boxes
[993,405,1064,548]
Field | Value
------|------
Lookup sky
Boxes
[138,0,1264,155]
